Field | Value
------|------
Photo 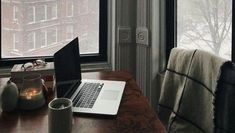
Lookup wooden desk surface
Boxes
[0,71,166,133]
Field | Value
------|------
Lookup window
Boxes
[13,33,19,51]
[79,0,89,15]
[36,5,46,22]
[47,27,57,45]
[67,1,74,17]
[166,0,235,62]
[27,6,35,24]
[27,32,36,51]
[13,6,18,21]
[1,1,107,66]
[66,25,74,40]
[36,30,46,48]
[47,3,57,20]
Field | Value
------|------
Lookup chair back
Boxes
[214,62,235,133]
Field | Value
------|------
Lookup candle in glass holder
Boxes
[18,74,45,110]
[19,88,43,100]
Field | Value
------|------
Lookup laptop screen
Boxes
[54,37,81,82]
[53,37,82,97]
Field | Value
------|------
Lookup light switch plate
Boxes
[136,27,148,46]
[118,27,132,43]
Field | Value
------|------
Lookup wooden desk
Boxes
[0,71,166,133]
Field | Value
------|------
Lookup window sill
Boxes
[0,62,112,78]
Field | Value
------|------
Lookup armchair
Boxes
[158,48,234,133]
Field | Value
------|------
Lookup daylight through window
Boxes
[177,0,232,60]
[1,0,100,58]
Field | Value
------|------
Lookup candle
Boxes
[19,88,42,100]
[19,74,46,110]
[19,87,45,110]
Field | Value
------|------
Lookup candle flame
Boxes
[20,88,42,100]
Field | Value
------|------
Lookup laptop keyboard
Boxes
[72,82,104,108]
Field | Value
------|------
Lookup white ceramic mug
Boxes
[48,98,73,133]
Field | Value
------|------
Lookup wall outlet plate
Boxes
[136,27,148,46]
[118,27,132,44]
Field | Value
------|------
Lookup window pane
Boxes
[66,25,74,40]
[13,33,20,51]
[47,3,57,20]
[47,27,57,45]
[27,32,35,51]
[1,0,99,58]
[79,0,89,15]
[13,6,19,21]
[27,6,35,23]
[67,1,73,17]
[36,5,45,21]
[36,30,46,48]
[177,0,232,60]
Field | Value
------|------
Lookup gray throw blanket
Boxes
[158,48,227,133]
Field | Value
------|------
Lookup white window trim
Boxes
[13,33,19,52]
[13,6,18,21]
[43,5,46,21]
[45,5,48,20]
[28,32,36,51]
[54,4,58,19]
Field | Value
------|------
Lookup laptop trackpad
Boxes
[101,90,119,100]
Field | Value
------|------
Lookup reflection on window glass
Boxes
[1,0,99,58]
[177,0,232,60]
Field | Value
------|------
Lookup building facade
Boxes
[1,0,99,58]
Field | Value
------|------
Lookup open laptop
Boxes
[53,37,126,115]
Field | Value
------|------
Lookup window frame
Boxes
[13,5,18,22]
[13,33,19,52]
[166,0,235,62]
[36,5,46,22]
[27,32,36,51]
[0,0,107,67]
[27,6,36,24]
[233,0,235,62]
[66,1,74,17]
